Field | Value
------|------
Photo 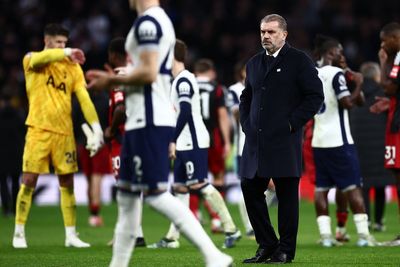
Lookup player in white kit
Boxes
[312,36,377,247]
[148,39,241,249]
[86,1,233,266]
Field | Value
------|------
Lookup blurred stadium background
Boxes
[1,0,399,203]
[1,1,400,266]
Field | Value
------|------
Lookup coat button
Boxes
[258,128,262,132]
[261,86,266,90]
[260,107,264,110]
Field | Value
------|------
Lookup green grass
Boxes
[1,201,399,266]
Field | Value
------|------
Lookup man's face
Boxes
[380,31,399,55]
[260,21,287,53]
[44,35,68,49]
[332,45,346,69]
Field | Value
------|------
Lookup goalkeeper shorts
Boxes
[23,126,78,174]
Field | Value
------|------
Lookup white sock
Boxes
[109,192,142,267]
[200,184,236,233]
[165,192,189,240]
[136,193,144,238]
[317,215,332,237]
[238,193,253,233]
[146,192,221,264]
[14,224,25,235]
[65,226,76,237]
[354,213,370,237]
[136,225,144,239]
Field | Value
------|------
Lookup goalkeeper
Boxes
[12,23,103,249]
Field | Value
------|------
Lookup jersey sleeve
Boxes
[134,15,163,51]
[227,88,240,111]
[332,72,350,100]
[27,49,66,70]
[74,86,99,125]
[176,77,194,104]
[173,77,194,142]
[215,85,226,108]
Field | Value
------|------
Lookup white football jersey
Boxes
[312,65,353,148]
[171,70,210,150]
[124,6,176,130]
[228,81,245,156]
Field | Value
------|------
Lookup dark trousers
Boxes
[363,186,386,224]
[241,176,300,260]
[0,172,20,215]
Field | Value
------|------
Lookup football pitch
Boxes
[0,201,399,266]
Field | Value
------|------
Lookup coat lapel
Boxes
[263,43,290,80]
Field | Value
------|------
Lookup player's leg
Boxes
[337,145,376,246]
[58,173,90,248]
[362,186,371,226]
[166,186,189,242]
[13,172,38,248]
[143,128,232,266]
[235,156,254,237]
[315,189,337,247]
[146,191,232,266]
[54,132,89,247]
[147,184,188,249]
[13,127,49,248]
[194,182,241,248]
[372,186,386,232]
[206,140,225,233]
[11,171,21,215]
[344,187,376,246]
[335,189,350,242]
[108,142,146,247]
[0,171,12,216]
[88,145,111,227]
[189,147,240,248]
[313,147,339,247]
[238,191,254,237]
[109,190,142,267]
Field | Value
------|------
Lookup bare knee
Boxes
[58,173,74,188]
[22,173,39,188]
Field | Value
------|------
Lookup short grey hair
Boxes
[260,14,287,31]
[360,62,380,80]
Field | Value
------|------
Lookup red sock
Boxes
[90,203,100,216]
[336,211,348,227]
[189,193,200,219]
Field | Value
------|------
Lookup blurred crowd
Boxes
[0,0,399,212]
[1,0,399,110]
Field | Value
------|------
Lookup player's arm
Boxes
[105,101,126,140]
[75,86,104,156]
[86,51,158,90]
[173,78,194,142]
[332,71,358,110]
[216,86,231,157]
[27,48,85,70]
[379,49,399,96]
[341,70,365,108]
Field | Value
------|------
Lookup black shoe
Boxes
[243,247,276,263]
[265,252,292,264]
[135,237,146,247]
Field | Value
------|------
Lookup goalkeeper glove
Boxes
[81,122,104,157]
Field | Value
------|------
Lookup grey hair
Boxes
[260,14,287,31]
[360,62,380,80]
